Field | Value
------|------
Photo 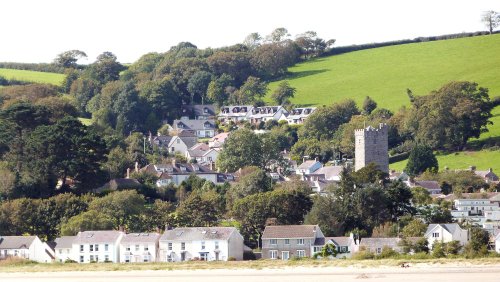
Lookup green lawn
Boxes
[0,68,64,86]
[390,149,500,173]
[266,34,500,111]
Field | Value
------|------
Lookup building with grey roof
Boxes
[218,105,254,124]
[72,231,125,263]
[359,237,402,255]
[140,160,220,186]
[172,119,216,138]
[248,106,288,125]
[159,227,244,262]
[425,223,468,249]
[54,236,76,263]
[0,235,55,263]
[261,225,324,260]
[285,107,317,124]
[120,233,161,263]
[181,104,216,120]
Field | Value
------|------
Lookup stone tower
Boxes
[354,123,389,172]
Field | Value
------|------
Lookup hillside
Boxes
[0,68,64,86]
[267,34,500,173]
[267,34,500,110]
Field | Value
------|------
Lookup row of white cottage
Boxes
[0,227,244,263]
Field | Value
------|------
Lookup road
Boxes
[2,266,500,282]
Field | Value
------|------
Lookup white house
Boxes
[159,227,244,262]
[495,233,500,253]
[248,106,288,125]
[285,107,317,124]
[209,132,230,149]
[185,143,220,165]
[0,236,55,263]
[451,199,500,221]
[119,233,160,263]
[218,106,253,124]
[140,161,220,186]
[172,119,217,138]
[72,230,125,263]
[296,160,322,175]
[424,223,468,249]
[54,236,76,263]
[150,131,198,156]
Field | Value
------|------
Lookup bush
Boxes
[351,249,375,260]
[431,242,446,258]
[227,256,236,261]
[64,258,77,263]
[377,246,398,259]
[243,251,256,260]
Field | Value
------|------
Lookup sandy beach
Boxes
[2,263,500,282]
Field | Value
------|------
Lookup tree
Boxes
[176,190,222,227]
[265,27,290,43]
[405,81,493,150]
[60,210,114,236]
[231,76,268,105]
[464,227,489,256]
[405,145,438,176]
[88,190,145,228]
[250,42,299,78]
[411,187,432,206]
[314,243,338,259]
[206,74,234,107]
[227,167,272,205]
[271,81,296,105]
[299,99,360,140]
[25,117,108,192]
[87,51,125,85]
[362,96,377,115]
[401,219,427,237]
[243,32,262,49]
[217,129,263,172]
[187,71,212,104]
[481,10,500,34]
[53,50,87,68]
[104,147,134,179]
[0,166,15,199]
[431,241,446,258]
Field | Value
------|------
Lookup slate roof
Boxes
[425,223,463,236]
[121,233,161,243]
[142,163,217,176]
[181,105,216,118]
[0,236,36,249]
[250,106,287,119]
[311,166,343,179]
[297,160,320,170]
[74,231,124,244]
[328,237,350,246]
[160,227,237,241]
[219,106,253,116]
[287,107,316,118]
[173,119,216,131]
[359,237,401,249]
[262,225,319,239]
[54,236,76,249]
[187,143,212,158]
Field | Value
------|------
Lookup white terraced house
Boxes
[119,233,160,263]
[54,236,76,263]
[159,227,244,262]
[0,235,55,263]
[72,230,125,263]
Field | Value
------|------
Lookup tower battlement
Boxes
[354,123,389,172]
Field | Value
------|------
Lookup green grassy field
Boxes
[0,68,64,86]
[266,34,500,111]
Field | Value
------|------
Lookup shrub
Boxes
[228,257,236,261]
[243,251,256,260]
[431,242,446,258]
[378,246,398,259]
[352,249,375,260]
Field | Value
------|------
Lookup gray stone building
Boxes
[354,123,389,173]
[261,225,324,260]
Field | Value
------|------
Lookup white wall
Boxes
[72,240,121,263]
[160,239,238,262]
[55,247,72,263]
[119,241,159,263]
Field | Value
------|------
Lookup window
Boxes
[270,250,278,259]
[125,255,130,263]
[80,245,84,252]
[296,250,305,258]
[432,232,440,238]
[105,255,109,262]
[144,256,150,262]
[126,246,131,251]
[200,253,208,261]
[215,241,219,249]
[90,245,94,252]
[297,239,304,245]
[80,256,84,263]
[59,249,62,254]
[270,239,277,245]
[176,139,180,144]
[95,255,99,262]
[282,251,289,260]
[201,241,206,250]
[95,244,99,252]
[90,255,94,261]
[144,245,149,251]
[313,246,322,253]
[168,243,173,251]
[284,239,290,245]
[105,244,109,252]
[341,246,348,253]
[376,248,382,254]
[135,245,140,251]
[181,242,186,250]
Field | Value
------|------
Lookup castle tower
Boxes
[354,123,389,172]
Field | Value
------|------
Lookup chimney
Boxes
[135,162,139,172]
[126,168,130,179]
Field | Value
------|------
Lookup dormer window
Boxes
[204,122,211,128]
